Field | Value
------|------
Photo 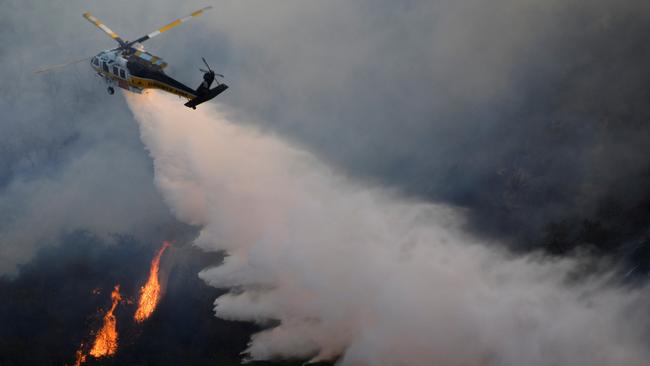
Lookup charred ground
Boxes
[0,231,329,366]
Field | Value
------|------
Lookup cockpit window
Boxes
[112,66,119,76]
[92,58,99,66]
[102,62,109,72]
[119,69,126,79]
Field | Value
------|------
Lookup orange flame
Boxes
[134,241,171,323]
[89,284,122,358]
[72,342,87,366]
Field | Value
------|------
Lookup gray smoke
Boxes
[163,0,650,249]
[4,0,650,272]
[2,0,650,362]
[0,0,194,274]
[199,0,650,248]
[128,92,650,365]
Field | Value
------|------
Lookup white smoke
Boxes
[127,92,650,366]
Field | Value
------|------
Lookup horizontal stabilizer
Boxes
[184,84,228,109]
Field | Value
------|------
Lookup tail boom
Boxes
[184,84,228,109]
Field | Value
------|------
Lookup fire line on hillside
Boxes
[135,241,171,323]
[70,241,171,365]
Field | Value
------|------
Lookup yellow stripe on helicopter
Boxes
[129,77,196,100]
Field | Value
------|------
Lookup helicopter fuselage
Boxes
[90,48,197,100]
[91,50,140,94]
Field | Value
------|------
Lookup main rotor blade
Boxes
[83,12,127,47]
[127,6,213,47]
[34,57,91,74]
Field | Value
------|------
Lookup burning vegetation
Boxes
[1,234,252,366]
[72,343,86,366]
[89,285,122,358]
[71,285,122,365]
[69,242,171,365]
[134,241,170,323]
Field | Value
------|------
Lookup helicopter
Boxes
[35,6,227,109]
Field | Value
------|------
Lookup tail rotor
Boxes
[186,57,229,109]
[199,57,224,85]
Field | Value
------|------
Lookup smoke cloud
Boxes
[0,0,186,274]
[128,92,650,365]
[4,0,650,272]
